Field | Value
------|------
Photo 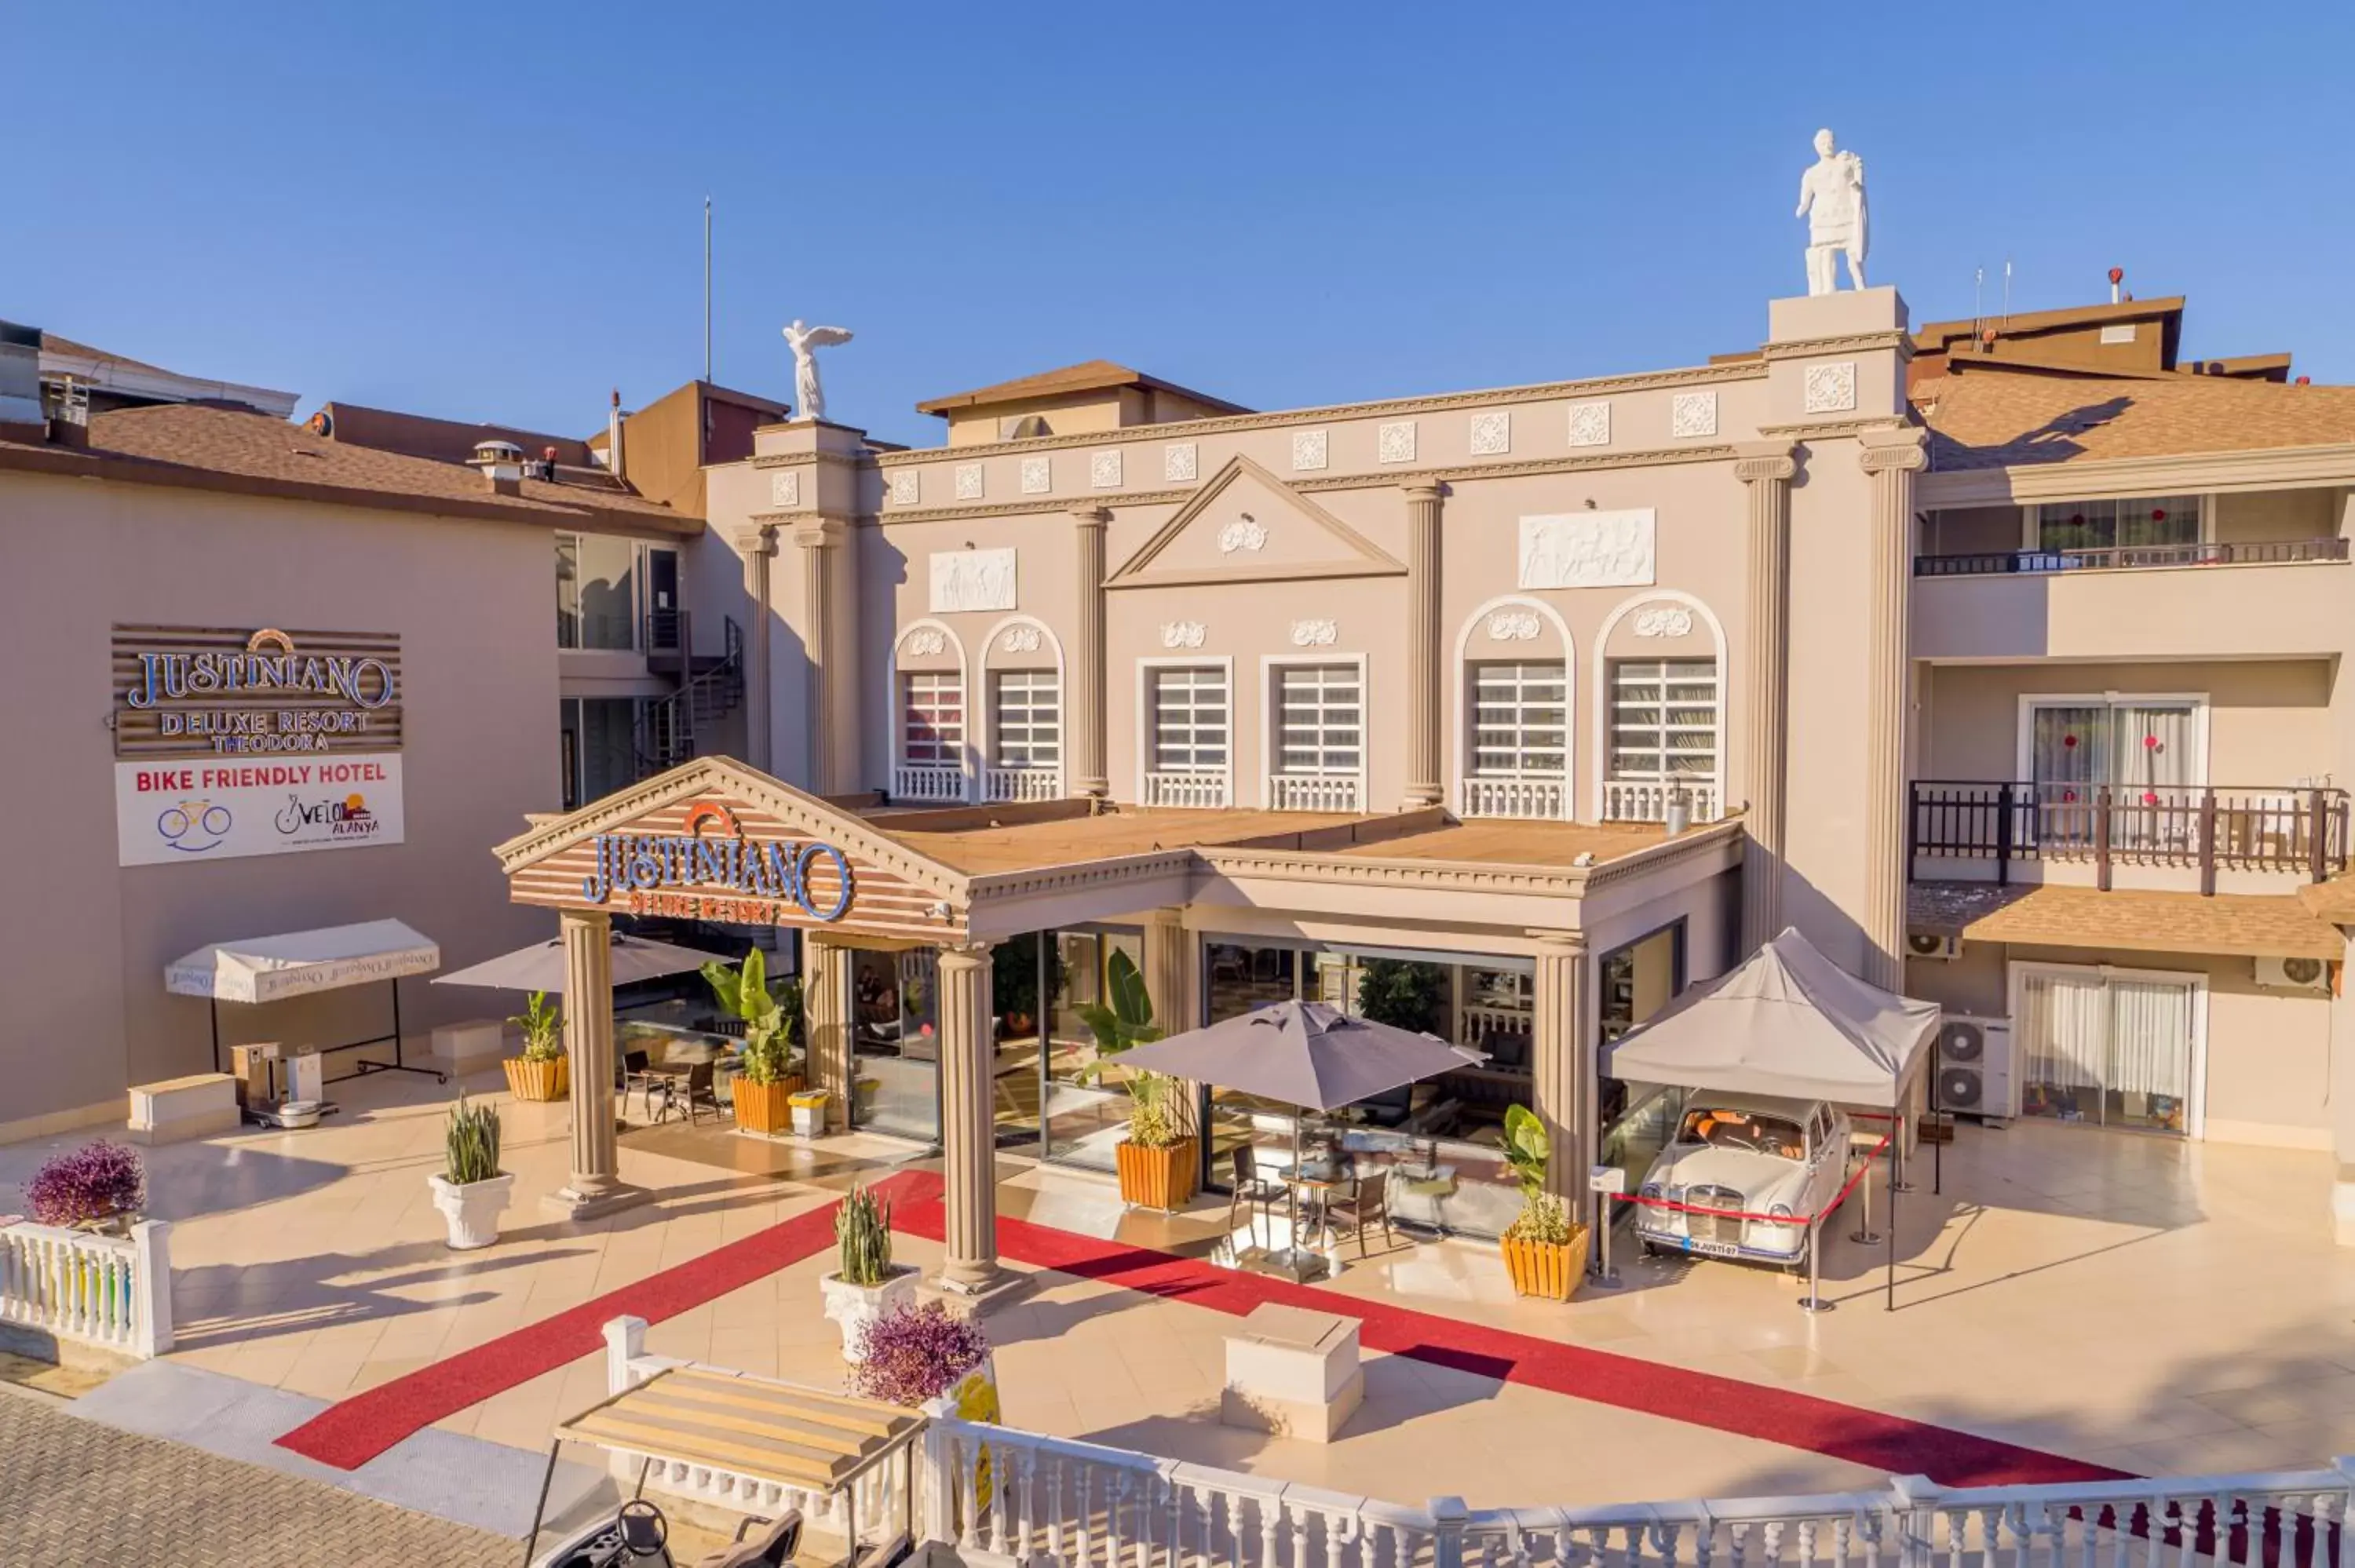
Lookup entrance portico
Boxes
[491,756,1743,1293]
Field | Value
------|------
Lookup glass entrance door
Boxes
[848,947,942,1142]
[2017,965,2196,1133]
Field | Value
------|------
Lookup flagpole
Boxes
[703,197,713,382]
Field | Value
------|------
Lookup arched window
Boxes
[1452,596,1573,819]
[1594,593,1725,822]
[891,621,969,803]
[980,617,1065,802]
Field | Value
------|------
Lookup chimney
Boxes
[2108,266,2124,304]
[469,439,526,494]
[0,321,43,439]
[606,389,626,480]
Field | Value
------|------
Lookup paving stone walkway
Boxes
[5,1387,513,1568]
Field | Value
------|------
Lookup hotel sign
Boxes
[582,802,856,924]
[111,625,406,867]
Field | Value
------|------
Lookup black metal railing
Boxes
[642,607,685,653]
[634,612,745,778]
[1913,537,2348,578]
[1909,780,2350,893]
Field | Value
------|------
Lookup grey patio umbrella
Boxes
[433,930,739,993]
[1115,1000,1483,1279]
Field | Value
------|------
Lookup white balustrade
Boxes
[1601,778,1721,825]
[893,764,968,804]
[1268,774,1362,814]
[1145,771,1229,809]
[1461,776,1568,820]
[0,1219,173,1358]
[1459,1005,1532,1046]
[982,766,1062,804]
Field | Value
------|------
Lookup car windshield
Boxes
[1676,1108,1806,1160]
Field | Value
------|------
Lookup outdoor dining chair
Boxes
[618,1049,659,1121]
[1226,1145,1285,1249]
[1323,1169,1395,1259]
[670,1061,722,1127]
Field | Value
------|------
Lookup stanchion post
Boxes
[1587,1164,1626,1288]
[1848,1148,1879,1245]
[1798,1211,1831,1312]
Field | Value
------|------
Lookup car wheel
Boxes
[1640,1240,1665,1260]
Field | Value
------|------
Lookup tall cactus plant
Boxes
[444,1092,503,1186]
[835,1182,895,1285]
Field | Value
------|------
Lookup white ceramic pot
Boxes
[428,1172,514,1251]
[820,1264,919,1362]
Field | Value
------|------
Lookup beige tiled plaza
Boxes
[7,1061,2355,1515]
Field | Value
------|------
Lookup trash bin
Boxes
[788,1088,830,1140]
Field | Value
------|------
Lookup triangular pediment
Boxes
[1108,456,1406,588]
[494,757,972,939]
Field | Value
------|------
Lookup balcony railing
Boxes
[1143,770,1228,809]
[1910,779,2350,892]
[892,763,967,804]
[1266,773,1361,813]
[1602,779,1721,824]
[981,765,1061,804]
[1461,775,1567,820]
[1915,537,2349,577]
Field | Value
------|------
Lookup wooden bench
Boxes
[126,1074,239,1145]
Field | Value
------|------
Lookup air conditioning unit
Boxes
[1907,932,1962,961]
[2255,954,2331,994]
[1934,1015,2013,1121]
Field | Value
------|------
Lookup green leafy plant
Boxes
[991,935,1068,1027]
[1499,1103,1570,1242]
[835,1183,896,1286]
[444,1092,503,1186]
[1075,949,1181,1150]
[704,946,800,1085]
[509,990,564,1063]
[1355,959,1446,1034]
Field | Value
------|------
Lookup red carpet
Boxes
[890,1174,2132,1490]
[273,1177,918,1471]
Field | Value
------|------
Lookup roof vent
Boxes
[2108,266,2124,304]
[469,438,526,490]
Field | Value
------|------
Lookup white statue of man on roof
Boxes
[1795,128,1868,296]
[781,319,854,423]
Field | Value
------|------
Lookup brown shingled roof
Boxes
[1910,881,2342,960]
[1921,366,2355,472]
[0,403,696,533]
[915,359,1248,417]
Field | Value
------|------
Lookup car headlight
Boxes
[1640,1183,1663,1199]
[1768,1202,1795,1220]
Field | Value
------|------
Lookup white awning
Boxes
[165,920,441,1005]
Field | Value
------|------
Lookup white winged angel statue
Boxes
[781,319,854,422]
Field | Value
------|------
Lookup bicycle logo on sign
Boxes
[158,800,233,853]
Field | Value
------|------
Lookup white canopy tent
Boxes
[1597,926,1941,1312]
[166,919,445,1085]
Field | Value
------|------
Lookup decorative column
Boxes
[1071,506,1110,800]
[802,935,851,1130]
[1859,429,1929,991]
[548,908,642,1218]
[1402,484,1445,810]
[1529,930,1590,1200]
[1142,908,1201,1137]
[746,523,778,775]
[1734,443,1797,954]
[934,943,1001,1295]
[795,518,845,794]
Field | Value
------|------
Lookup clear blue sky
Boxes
[8,3,2349,449]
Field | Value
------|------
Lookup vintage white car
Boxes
[1633,1094,1853,1270]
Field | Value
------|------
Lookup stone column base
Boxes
[543,1181,653,1222]
[919,1267,1035,1317]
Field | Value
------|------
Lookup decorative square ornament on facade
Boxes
[888,470,920,508]
[1019,456,1051,495]
[1803,361,1858,414]
[769,470,801,509]
[954,463,984,501]
[1378,421,1417,465]
[929,549,1019,614]
[1090,450,1124,489]
[1670,392,1718,439]
[1164,443,1198,483]
[1470,410,1512,455]
[1291,429,1329,472]
[1567,402,1612,448]
[1517,510,1657,589]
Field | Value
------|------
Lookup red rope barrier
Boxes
[1607,1134,1893,1227]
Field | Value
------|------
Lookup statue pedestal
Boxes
[1768,286,1907,344]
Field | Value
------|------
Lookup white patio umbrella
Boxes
[433,930,738,993]
[1115,1000,1484,1279]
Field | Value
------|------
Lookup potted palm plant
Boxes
[1080,950,1196,1211]
[1498,1103,1589,1300]
[428,1092,512,1250]
[819,1183,919,1362]
[703,947,804,1136]
[502,990,569,1102]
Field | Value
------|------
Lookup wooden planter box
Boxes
[503,1056,568,1102]
[732,1076,805,1135]
[1501,1223,1590,1301]
[1116,1137,1199,1212]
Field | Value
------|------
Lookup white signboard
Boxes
[1518,509,1656,589]
[929,548,1018,614]
[115,753,406,867]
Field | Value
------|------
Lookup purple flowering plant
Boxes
[845,1301,988,1407]
[26,1140,147,1230]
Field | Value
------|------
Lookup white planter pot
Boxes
[428,1172,514,1251]
[820,1265,919,1362]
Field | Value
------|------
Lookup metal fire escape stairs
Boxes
[637,610,745,777]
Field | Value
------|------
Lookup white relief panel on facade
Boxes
[999,624,1042,654]
[1487,611,1542,641]
[1517,509,1657,589]
[954,463,984,501]
[1289,618,1338,647]
[1165,443,1199,483]
[1160,621,1207,649]
[1020,456,1051,495]
[1567,402,1611,448]
[1378,421,1417,465]
[1670,391,1718,439]
[1631,605,1696,638]
[887,469,920,507]
[1291,428,1329,472]
[929,548,1019,614]
[769,470,801,508]
[1469,410,1511,456]
[903,628,947,657]
[1218,517,1267,555]
[1089,449,1124,489]
[1802,360,1858,414]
